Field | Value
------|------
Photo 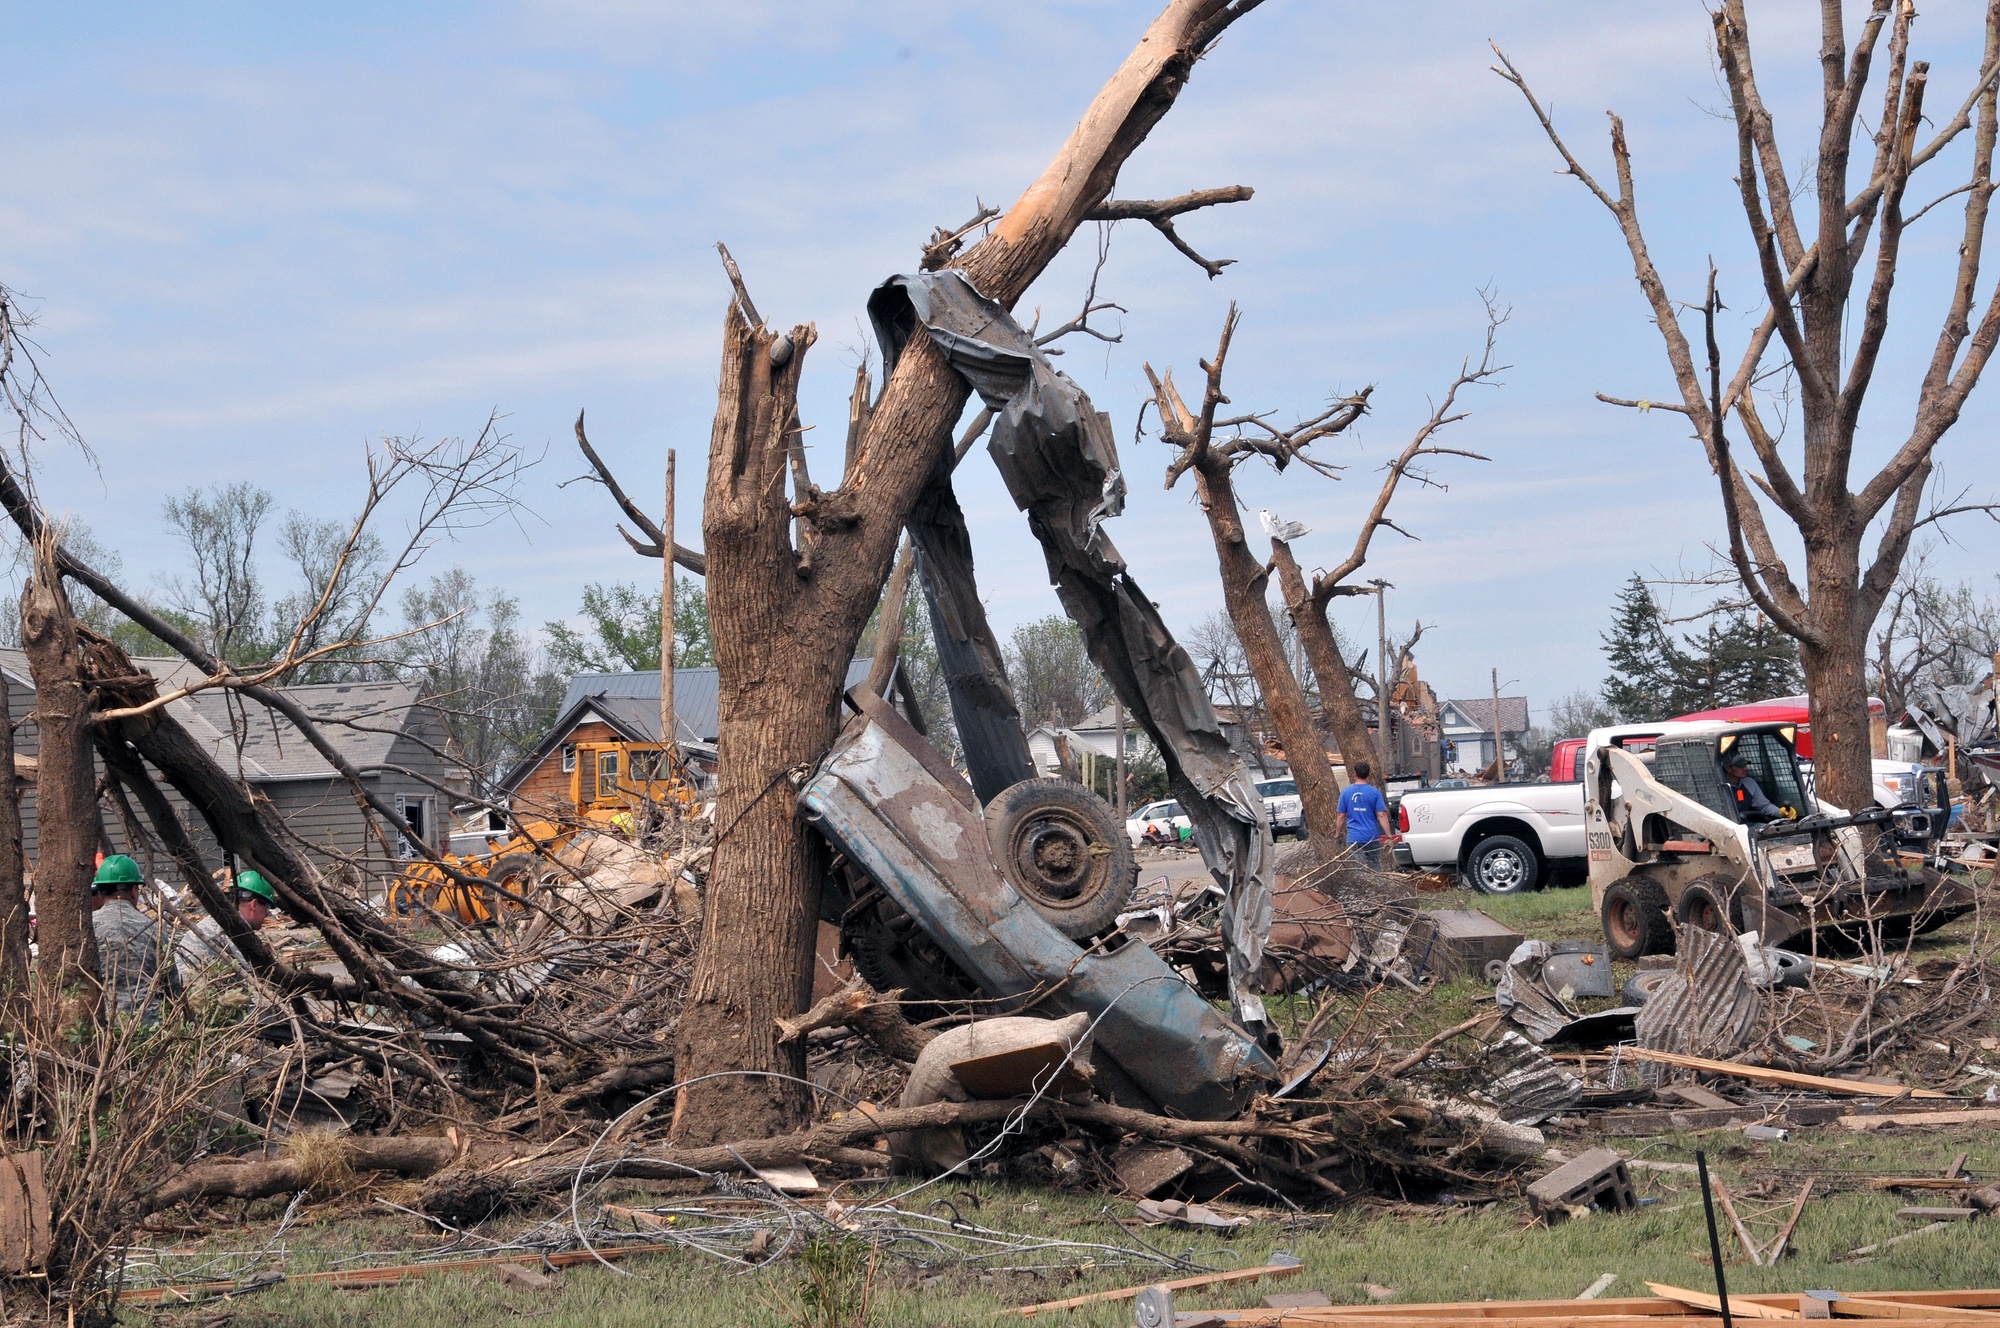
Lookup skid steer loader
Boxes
[1583,722,1969,959]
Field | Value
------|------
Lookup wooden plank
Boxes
[119,1243,679,1304]
[1765,1180,1813,1264]
[1829,1298,2000,1320]
[1646,1283,1801,1319]
[1842,1110,2000,1133]
[0,1154,27,1276]
[1896,1207,1977,1221]
[1709,1180,1763,1267]
[1623,1049,1949,1098]
[1012,1258,1301,1317]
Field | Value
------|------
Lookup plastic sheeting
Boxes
[868,270,1273,1028]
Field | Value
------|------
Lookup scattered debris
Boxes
[1013,1251,1301,1318]
[1526,1149,1636,1220]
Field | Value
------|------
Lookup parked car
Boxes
[1125,798,1191,848]
[1254,776,1305,837]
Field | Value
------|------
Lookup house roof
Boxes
[555,661,874,747]
[1442,696,1531,734]
[0,647,426,784]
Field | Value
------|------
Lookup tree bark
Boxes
[673,0,1266,1146]
[1189,462,1343,842]
[1801,538,1876,814]
[1270,541,1379,791]
[0,669,28,1017]
[19,547,100,1012]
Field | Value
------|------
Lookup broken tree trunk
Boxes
[1270,541,1379,789]
[148,1135,460,1211]
[675,0,1267,1146]
[1150,342,1346,843]
[0,669,28,1016]
[19,537,100,1012]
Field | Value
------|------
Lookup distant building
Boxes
[499,662,872,816]
[0,649,459,877]
[1440,696,1531,776]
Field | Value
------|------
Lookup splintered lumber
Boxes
[1645,1284,1799,1319]
[1013,1256,1301,1316]
[1623,1049,1948,1098]
[1828,1298,2000,1320]
[1842,1109,2000,1132]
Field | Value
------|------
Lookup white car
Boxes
[1125,799,1191,848]
[1255,776,1305,836]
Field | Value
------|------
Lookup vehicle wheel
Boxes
[1619,968,1677,1006]
[1465,835,1540,896]
[1482,958,1508,984]
[480,852,546,921]
[984,779,1138,938]
[1675,875,1744,935]
[1770,949,1811,989]
[1601,877,1673,960]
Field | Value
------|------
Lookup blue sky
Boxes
[4,1,1997,722]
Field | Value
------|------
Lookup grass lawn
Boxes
[159,1121,2000,1327]
[143,872,1999,1326]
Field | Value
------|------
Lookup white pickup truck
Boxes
[1395,719,1943,894]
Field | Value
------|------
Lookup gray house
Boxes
[0,648,460,881]
[1440,696,1532,777]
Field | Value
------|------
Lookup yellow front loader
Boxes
[390,740,699,925]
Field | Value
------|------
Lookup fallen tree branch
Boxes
[148,1135,462,1212]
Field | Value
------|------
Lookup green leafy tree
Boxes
[1599,574,1678,721]
[1004,614,1111,728]
[544,577,712,676]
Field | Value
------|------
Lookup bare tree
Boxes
[1496,1,2000,813]
[161,481,274,665]
[1264,312,1501,792]
[1144,306,1365,841]
[1873,548,2000,715]
[628,1,1272,1145]
[1004,614,1112,728]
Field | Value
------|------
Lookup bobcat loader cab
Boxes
[1583,722,1968,959]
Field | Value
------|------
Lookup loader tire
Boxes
[480,852,546,919]
[1675,875,1744,936]
[984,779,1138,939]
[1601,877,1673,960]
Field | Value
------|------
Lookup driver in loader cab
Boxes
[1721,754,1784,823]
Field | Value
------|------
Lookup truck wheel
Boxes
[1465,835,1539,896]
[1675,876,1744,935]
[1601,877,1673,960]
[984,779,1138,939]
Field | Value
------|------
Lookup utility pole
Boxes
[1113,694,1127,820]
[1490,665,1504,784]
[1369,578,1393,787]
[661,449,676,757]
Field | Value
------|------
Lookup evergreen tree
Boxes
[1599,574,1677,720]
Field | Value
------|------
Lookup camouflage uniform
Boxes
[91,898,175,1021]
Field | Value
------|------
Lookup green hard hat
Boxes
[92,854,142,887]
[234,870,277,904]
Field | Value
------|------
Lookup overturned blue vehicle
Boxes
[804,690,1280,1120]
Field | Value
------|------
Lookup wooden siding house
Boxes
[500,662,873,819]
[0,648,460,883]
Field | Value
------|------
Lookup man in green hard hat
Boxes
[175,869,278,985]
[90,854,176,1021]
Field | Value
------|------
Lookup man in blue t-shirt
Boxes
[1335,761,1392,868]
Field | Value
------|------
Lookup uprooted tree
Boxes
[1497,0,2000,814]
[1147,304,1497,806]
[577,0,1276,1145]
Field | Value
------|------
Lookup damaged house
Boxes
[0,649,459,879]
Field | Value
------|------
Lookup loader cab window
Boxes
[598,750,620,796]
[1718,730,1812,821]
[630,749,664,783]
